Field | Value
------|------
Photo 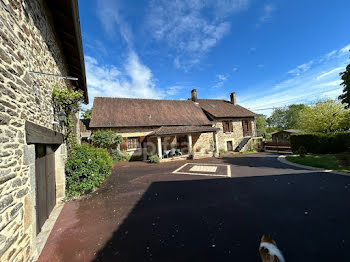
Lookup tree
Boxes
[339,62,350,109]
[298,100,350,133]
[267,104,306,130]
[267,108,285,129]
[284,104,307,129]
[82,108,92,120]
[255,114,267,137]
[90,130,122,150]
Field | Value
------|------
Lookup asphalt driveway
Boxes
[38,153,350,262]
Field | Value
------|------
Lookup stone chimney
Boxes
[230,92,236,105]
[191,89,198,102]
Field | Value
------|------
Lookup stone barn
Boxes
[0,0,88,261]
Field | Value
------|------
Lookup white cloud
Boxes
[212,74,228,88]
[316,67,343,80]
[249,47,257,53]
[238,44,350,115]
[288,60,314,76]
[217,74,227,81]
[85,53,164,106]
[89,0,182,103]
[96,0,134,48]
[259,4,276,22]
[340,44,350,54]
[166,85,185,96]
[147,0,250,69]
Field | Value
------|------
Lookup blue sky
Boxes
[79,0,350,115]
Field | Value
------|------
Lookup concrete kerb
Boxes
[278,155,350,177]
[34,202,65,261]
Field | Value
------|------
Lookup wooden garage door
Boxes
[35,152,56,235]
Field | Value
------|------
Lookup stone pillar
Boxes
[23,144,37,255]
[55,144,66,199]
[188,134,193,153]
[214,132,219,155]
[157,137,162,159]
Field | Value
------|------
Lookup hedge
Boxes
[290,132,350,154]
[65,144,113,196]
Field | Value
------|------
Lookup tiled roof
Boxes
[90,97,212,127]
[150,125,219,136]
[79,119,91,132]
[196,99,256,118]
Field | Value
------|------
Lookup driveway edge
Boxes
[278,155,350,177]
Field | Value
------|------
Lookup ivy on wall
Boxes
[52,86,83,153]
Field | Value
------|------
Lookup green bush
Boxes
[111,149,131,162]
[65,144,113,197]
[91,130,122,151]
[291,132,350,154]
[219,148,227,155]
[149,155,160,164]
[296,146,307,157]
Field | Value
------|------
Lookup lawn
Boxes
[286,153,350,173]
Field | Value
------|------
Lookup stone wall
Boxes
[192,132,215,154]
[214,118,256,151]
[0,0,73,261]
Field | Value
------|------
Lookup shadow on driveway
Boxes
[93,172,350,262]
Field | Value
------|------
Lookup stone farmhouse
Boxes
[0,0,87,261]
[89,90,257,160]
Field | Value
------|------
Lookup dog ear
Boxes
[261,234,277,246]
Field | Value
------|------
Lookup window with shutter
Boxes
[229,121,233,132]
[127,137,141,149]
[222,121,230,133]
[121,137,128,150]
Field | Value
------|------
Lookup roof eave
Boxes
[46,0,88,104]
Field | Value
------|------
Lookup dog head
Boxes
[259,235,285,262]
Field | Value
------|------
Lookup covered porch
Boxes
[148,126,220,160]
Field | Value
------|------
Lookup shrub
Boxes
[111,149,131,162]
[290,132,350,154]
[296,146,307,157]
[219,148,227,155]
[65,144,113,197]
[149,155,160,164]
[91,130,122,152]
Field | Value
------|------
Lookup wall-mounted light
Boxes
[58,111,67,123]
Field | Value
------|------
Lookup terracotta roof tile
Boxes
[196,99,256,118]
[90,97,212,127]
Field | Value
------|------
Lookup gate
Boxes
[35,152,56,234]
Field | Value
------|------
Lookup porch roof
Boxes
[150,125,219,136]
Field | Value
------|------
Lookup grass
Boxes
[286,153,350,173]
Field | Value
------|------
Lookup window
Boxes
[127,137,141,149]
[242,120,251,136]
[222,121,233,133]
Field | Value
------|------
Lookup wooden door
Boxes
[35,151,56,235]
